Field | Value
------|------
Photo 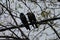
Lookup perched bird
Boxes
[20,13,30,30]
[26,12,38,28]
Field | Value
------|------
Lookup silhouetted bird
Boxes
[26,12,38,28]
[20,13,30,30]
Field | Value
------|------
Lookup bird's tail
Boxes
[29,27,30,30]
[26,26,30,30]
[34,23,38,28]
[32,24,36,29]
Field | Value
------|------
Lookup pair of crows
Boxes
[20,12,38,30]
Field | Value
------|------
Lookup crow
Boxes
[20,13,30,30]
[26,12,38,28]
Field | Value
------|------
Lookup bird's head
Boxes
[26,12,32,15]
[20,13,24,14]
[20,13,24,15]
[26,13,29,15]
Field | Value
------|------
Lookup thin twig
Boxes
[0,36,21,39]
[20,0,32,12]
[31,1,43,11]
[0,24,21,39]
[0,3,30,40]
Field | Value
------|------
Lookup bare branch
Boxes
[0,24,21,39]
[0,3,30,40]
[0,36,20,39]
[0,36,27,40]
[48,23,60,39]
[31,1,43,11]
[20,0,32,12]
[0,17,60,31]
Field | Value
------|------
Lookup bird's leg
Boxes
[31,21,36,29]
[32,24,36,29]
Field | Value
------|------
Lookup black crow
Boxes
[26,12,38,28]
[20,13,30,30]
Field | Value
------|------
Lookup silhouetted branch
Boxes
[0,24,21,39]
[0,3,30,40]
[0,36,21,39]
[39,17,60,23]
[33,26,47,40]
[0,36,28,40]
[48,23,60,39]
[0,17,60,31]
[0,2,60,40]
[0,24,23,32]
[20,0,32,12]
[31,1,43,11]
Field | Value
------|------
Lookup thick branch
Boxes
[0,17,60,31]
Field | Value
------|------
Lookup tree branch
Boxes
[48,23,60,39]
[0,17,60,31]
[0,3,30,40]
[0,24,21,39]
[0,36,28,40]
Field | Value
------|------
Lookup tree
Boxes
[0,0,60,40]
